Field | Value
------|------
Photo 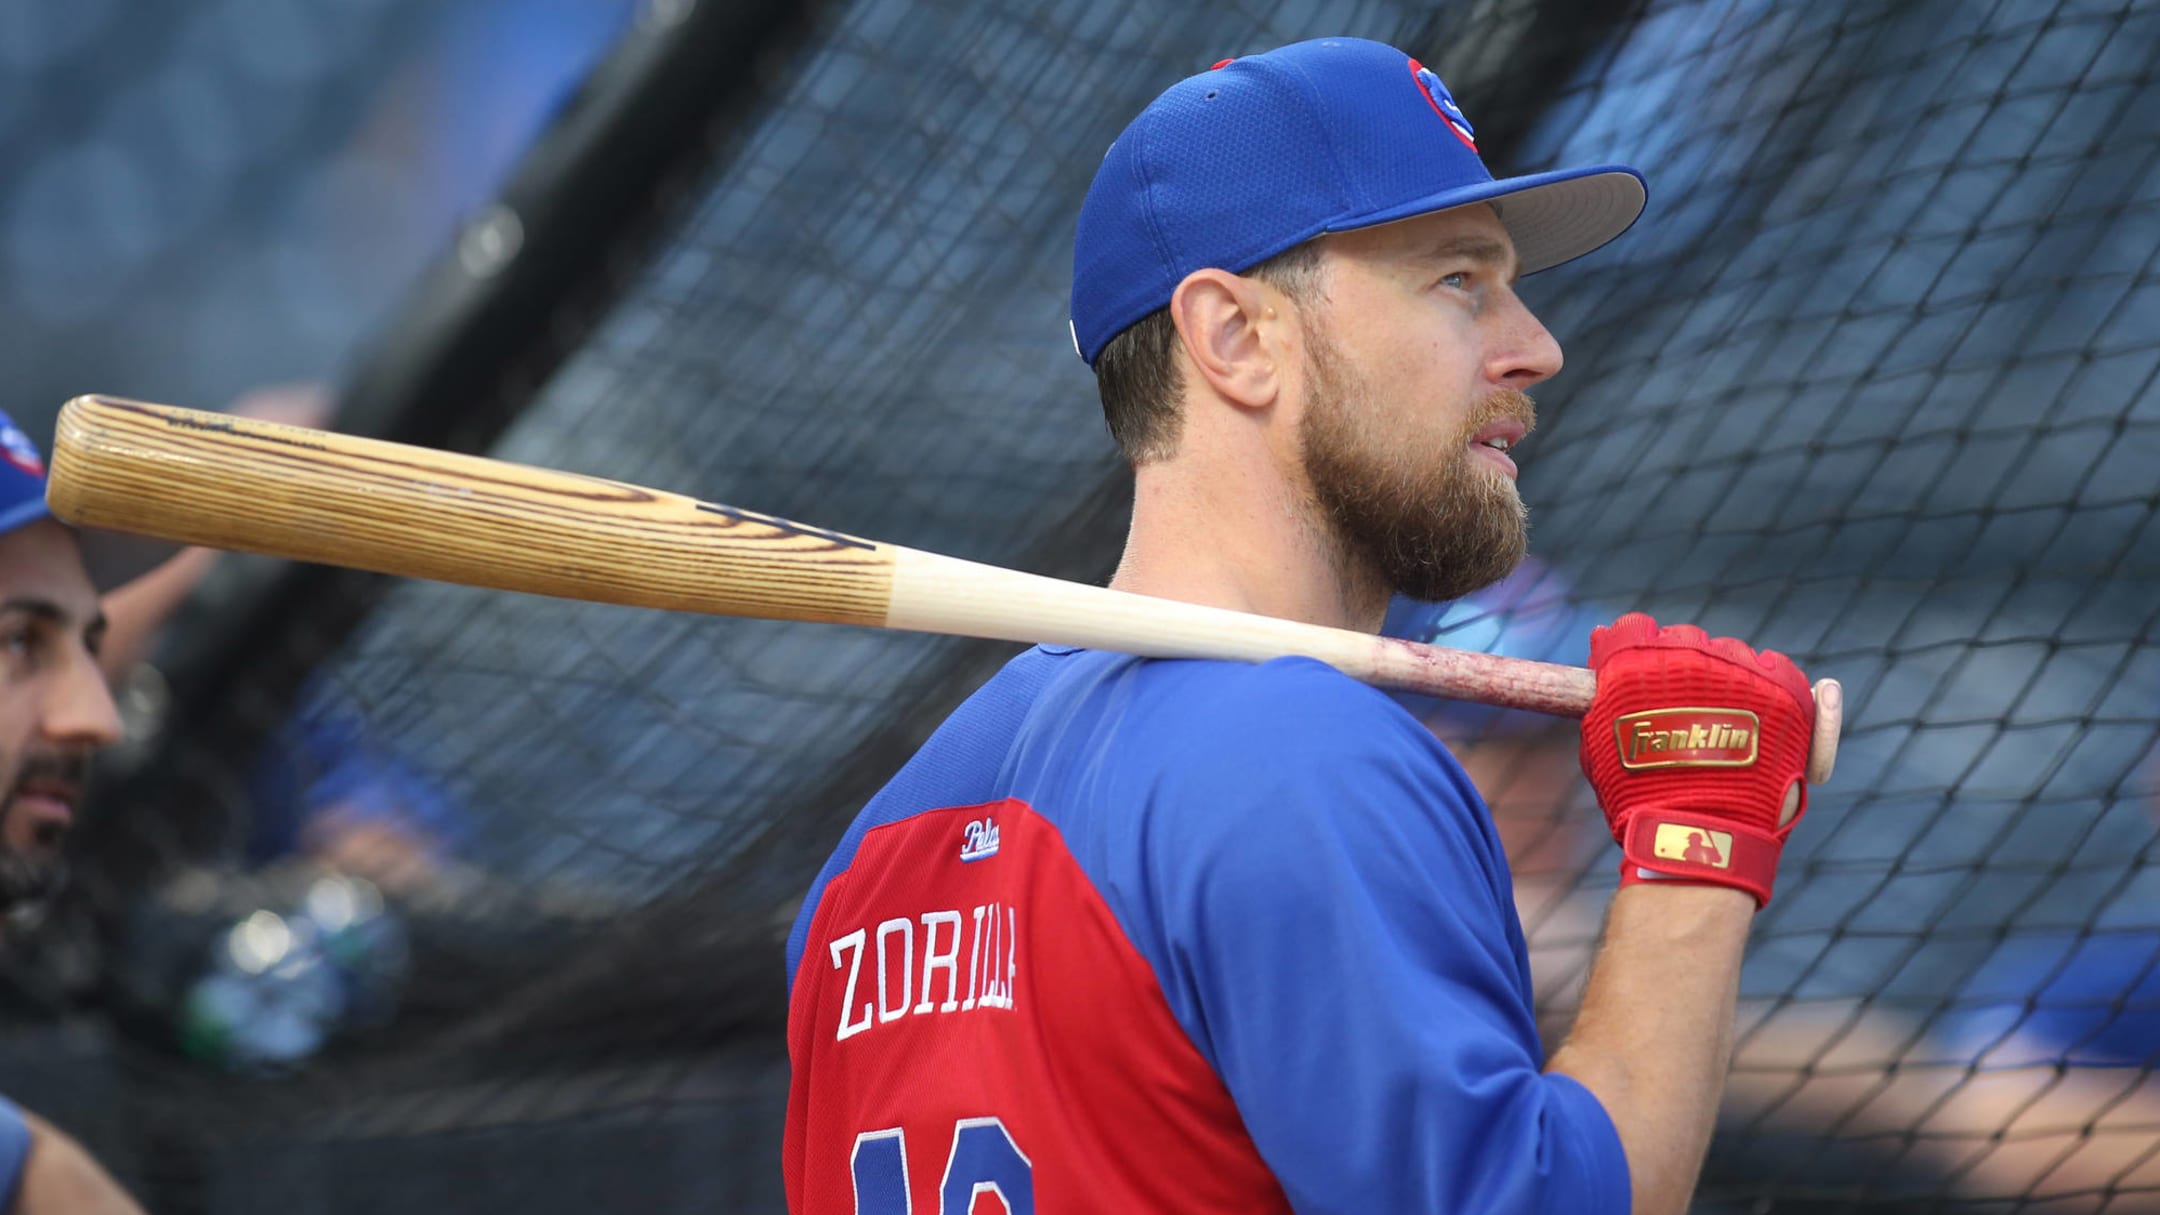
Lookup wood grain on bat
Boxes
[49,395,896,626]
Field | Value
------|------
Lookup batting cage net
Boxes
[15,0,2157,1211]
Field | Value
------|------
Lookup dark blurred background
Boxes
[2,0,639,426]
[2,0,2155,1211]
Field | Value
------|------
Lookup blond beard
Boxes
[1296,320,1532,605]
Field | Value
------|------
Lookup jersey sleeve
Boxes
[1118,660,1629,1214]
[0,1095,31,1209]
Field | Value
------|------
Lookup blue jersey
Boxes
[0,1096,28,1207]
[784,646,1627,1212]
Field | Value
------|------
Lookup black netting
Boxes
[1491,3,2160,1208]
[28,0,2160,1211]
[0,1,635,434]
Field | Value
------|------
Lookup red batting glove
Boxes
[1579,613,1815,908]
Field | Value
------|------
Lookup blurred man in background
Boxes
[0,408,152,1213]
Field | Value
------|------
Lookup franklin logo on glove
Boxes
[1616,709,1759,768]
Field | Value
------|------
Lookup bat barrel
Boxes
[47,395,899,627]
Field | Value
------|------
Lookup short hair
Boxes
[1093,240,1324,465]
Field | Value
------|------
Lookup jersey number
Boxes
[852,1117,1034,1214]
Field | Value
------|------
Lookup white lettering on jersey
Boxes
[831,928,873,1041]
[962,903,986,1012]
[979,903,1001,1010]
[830,902,1019,1042]
[976,904,1010,1011]
[917,910,964,1014]
[876,917,915,1024]
[1003,905,1019,1011]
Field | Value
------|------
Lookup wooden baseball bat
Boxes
[46,395,1842,783]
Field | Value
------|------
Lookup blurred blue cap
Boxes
[1069,36,1646,364]
[0,408,175,589]
[1385,557,1612,735]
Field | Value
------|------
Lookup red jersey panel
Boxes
[786,648,1629,1212]
[783,798,1290,1213]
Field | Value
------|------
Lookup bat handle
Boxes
[1367,643,1841,785]
[1806,678,1843,787]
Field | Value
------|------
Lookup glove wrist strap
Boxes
[1617,810,1781,907]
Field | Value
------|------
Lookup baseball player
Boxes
[0,409,155,1214]
[784,38,1817,1213]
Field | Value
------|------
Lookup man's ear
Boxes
[1168,269,1288,411]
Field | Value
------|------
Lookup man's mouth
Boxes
[1470,419,1529,480]
[8,765,85,848]
[11,786,76,844]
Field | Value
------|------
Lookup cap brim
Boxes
[1343,164,1648,277]
[1489,167,1648,275]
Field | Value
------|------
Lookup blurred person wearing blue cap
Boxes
[0,411,173,917]
[1384,562,1618,1039]
[786,37,1822,1213]
[1395,570,2160,1206]
[0,410,155,1213]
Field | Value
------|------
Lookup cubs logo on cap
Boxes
[1409,58,1476,151]
[0,422,44,478]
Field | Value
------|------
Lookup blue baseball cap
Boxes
[1070,37,1647,365]
[0,409,174,589]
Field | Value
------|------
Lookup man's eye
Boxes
[1439,271,1471,291]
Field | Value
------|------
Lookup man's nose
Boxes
[44,648,123,750]
[1487,287,1564,390]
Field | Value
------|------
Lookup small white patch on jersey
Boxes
[959,816,1000,863]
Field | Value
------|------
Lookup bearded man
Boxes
[782,38,1818,1214]
[0,408,154,1215]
